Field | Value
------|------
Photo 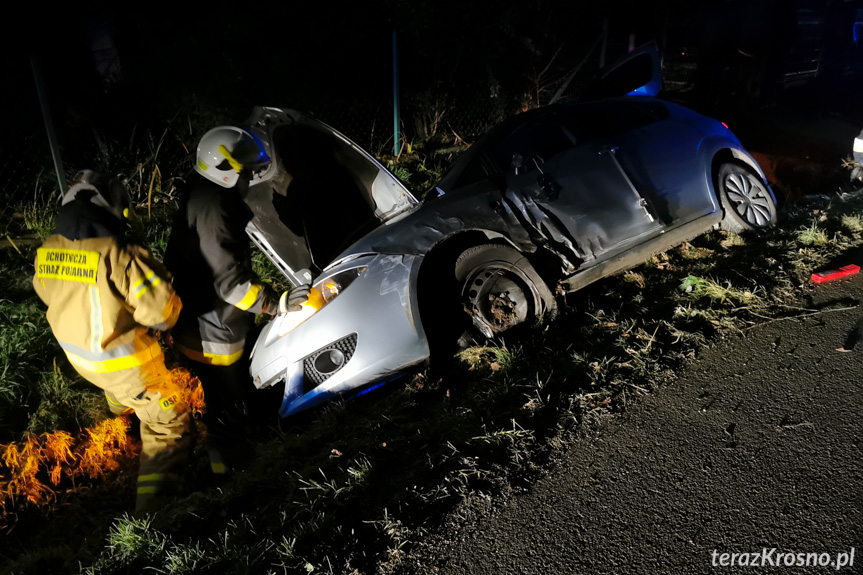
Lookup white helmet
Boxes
[194,126,271,188]
[62,169,133,222]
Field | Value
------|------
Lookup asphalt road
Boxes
[413,273,863,574]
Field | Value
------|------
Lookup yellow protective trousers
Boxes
[79,356,192,481]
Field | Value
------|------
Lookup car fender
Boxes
[250,253,430,417]
[695,134,770,210]
[346,179,541,257]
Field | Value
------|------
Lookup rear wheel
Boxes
[454,244,555,339]
[717,162,777,233]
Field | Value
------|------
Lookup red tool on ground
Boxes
[811,264,861,284]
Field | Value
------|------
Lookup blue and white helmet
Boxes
[194,126,271,188]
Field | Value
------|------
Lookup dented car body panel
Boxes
[244,45,774,417]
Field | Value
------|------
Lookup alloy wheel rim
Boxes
[725,172,773,228]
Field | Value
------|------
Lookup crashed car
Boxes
[243,45,777,417]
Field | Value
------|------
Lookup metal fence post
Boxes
[30,55,67,194]
[393,30,401,157]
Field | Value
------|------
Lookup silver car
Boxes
[244,45,777,417]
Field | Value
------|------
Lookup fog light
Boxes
[313,349,345,374]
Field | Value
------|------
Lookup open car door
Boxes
[581,41,663,100]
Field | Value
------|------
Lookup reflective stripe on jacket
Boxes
[165,173,277,366]
[33,212,181,378]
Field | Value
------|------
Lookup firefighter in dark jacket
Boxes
[165,126,308,474]
[33,170,192,514]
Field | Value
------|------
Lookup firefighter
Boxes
[164,126,308,475]
[853,127,863,182]
[33,170,192,514]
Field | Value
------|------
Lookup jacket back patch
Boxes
[37,248,100,284]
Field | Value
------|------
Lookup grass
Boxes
[3,147,863,573]
[21,200,57,241]
[390,164,413,184]
[623,270,645,288]
[796,221,830,246]
[0,300,81,440]
[103,515,167,563]
[678,275,758,304]
[251,248,293,293]
[841,213,863,232]
[140,210,174,262]
[384,142,452,196]
[457,342,520,373]
[719,232,746,248]
[25,362,109,436]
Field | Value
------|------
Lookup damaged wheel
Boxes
[717,162,777,233]
[454,244,555,339]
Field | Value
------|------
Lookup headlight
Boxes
[275,266,366,336]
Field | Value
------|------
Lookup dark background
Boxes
[4,0,863,202]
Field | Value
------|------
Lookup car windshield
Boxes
[435,108,554,192]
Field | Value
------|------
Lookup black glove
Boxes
[278,285,311,313]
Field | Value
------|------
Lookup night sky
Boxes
[7,0,863,168]
[9,2,702,109]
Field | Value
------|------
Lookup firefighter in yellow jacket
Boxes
[32,170,192,514]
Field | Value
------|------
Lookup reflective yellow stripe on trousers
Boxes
[137,472,165,495]
[62,340,163,373]
[174,340,244,366]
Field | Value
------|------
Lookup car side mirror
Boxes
[421,187,446,201]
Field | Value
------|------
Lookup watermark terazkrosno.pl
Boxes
[711,548,855,570]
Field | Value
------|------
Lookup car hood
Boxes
[241,107,419,285]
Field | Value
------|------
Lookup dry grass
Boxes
[841,213,863,232]
[0,367,202,526]
[0,417,135,518]
[796,222,830,246]
[678,275,757,304]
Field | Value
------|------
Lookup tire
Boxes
[716,162,777,233]
[453,244,555,339]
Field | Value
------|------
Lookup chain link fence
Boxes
[0,131,61,240]
[1,115,201,241]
